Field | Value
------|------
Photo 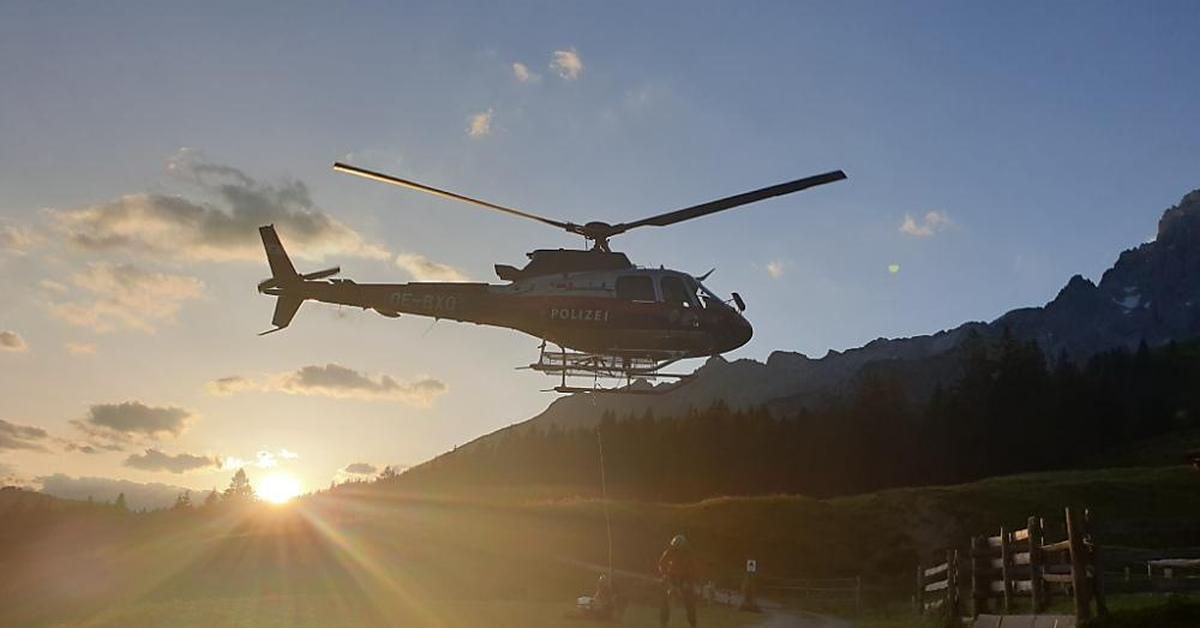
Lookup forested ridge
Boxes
[400,333,1200,500]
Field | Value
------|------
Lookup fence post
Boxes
[1085,508,1108,617]
[1042,517,1054,609]
[1000,527,1013,613]
[971,535,987,617]
[948,549,960,619]
[916,563,925,615]
[1066,507,1093,622]
[1028,516,1044,613]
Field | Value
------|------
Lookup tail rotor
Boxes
[257,225,338,335]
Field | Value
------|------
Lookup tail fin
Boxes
[265,296,303,334]
[260,225,298,281]
[258,225,303,335]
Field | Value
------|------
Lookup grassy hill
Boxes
[1094,427,1200,468]
[4,465,1197,626]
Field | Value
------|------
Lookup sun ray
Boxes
[258,473,302,505]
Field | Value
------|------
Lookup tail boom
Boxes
[256,224,504,335]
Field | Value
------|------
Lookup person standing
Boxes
[658,534,697,627]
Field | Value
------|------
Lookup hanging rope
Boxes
[597,427,614,578]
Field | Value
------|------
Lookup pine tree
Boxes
[114,492,127,512]
[173,490,192,510]
[378,465,398,480]
[202,489,219,508]
[223,468,255,502]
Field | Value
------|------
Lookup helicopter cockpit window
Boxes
[616,275,656,302]
[685,276,709,309]
[660,276,693,307]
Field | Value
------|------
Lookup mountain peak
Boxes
[1157,188,1200,243]
[766,351,813,370]
[1055,274,1098,302]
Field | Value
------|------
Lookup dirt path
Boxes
[561,557,856,628]
[749,608,855,628]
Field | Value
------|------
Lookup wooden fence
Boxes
[1145,559,1200,593]
[761,576,863,613]
[917,507,1106,624]
[917,549,960,617]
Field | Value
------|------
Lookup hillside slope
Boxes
[382,466,1200,584]
[472,188,1200,444]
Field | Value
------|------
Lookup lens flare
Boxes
[258,473,302,504]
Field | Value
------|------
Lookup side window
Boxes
[615,275,656,302]
[660,276,691,307]
[685,276,707,309]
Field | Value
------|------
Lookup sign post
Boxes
[740,559,760,612]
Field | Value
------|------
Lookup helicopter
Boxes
[257,162,846,393]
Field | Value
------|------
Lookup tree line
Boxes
[399,333,1200,500]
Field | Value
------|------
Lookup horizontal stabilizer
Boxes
[301,266,340,281]
[271,296,303,329]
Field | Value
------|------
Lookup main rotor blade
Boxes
[333,162,571,230]
[614,170,847,233]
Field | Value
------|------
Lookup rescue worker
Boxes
[658,534,697,627]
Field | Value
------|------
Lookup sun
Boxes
[258,473,302,505]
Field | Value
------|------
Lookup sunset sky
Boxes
[2,2,1198,507]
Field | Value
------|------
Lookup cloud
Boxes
[900,211,951,238]
[72,402,195,449]
[66,342,96,355]
[255,450,279,468]
[766,260,786,279]
[124,448,220,474]
[40,279,68,294]
[0,419,51,451]
[0,331,28,352]
[210,364,448,406]
[342,462,377,475]
[220,456,249,470]
[51,152,389,263]
[468,109,494,138]
[550,48,584,80]
[48,263,204,333]
[206,375,256,397]
[37,473,195,510]
[512,62,540,83]
[395,253,468,282]
[0,461,19,485]
[218,448,298,470]
[0,223,39,255]
[277,364,447,405]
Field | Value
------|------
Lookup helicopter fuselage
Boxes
[278,267,752,360]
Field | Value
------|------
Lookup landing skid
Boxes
[524,342,696,395]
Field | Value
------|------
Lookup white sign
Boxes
[746,559,757,573]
